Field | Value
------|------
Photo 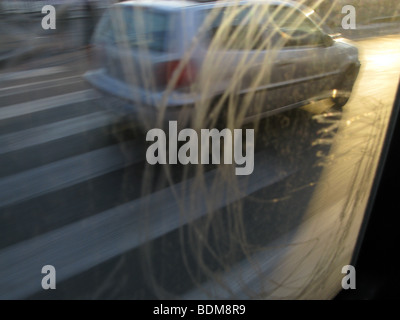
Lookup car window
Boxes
[94,6,170,52]
[201,5,268,51]
[268,5,324,47]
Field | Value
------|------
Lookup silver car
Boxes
[84,0,360,129]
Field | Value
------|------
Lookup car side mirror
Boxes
[322,33,334,47]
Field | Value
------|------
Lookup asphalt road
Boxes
[0,34,399,299]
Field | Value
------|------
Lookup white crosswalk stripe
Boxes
[0,151,294,299]
[0,89,99,121]
[0,75,83,98]
[0,66,68,82]
[0,70,129,206]
[0,65,296,300]
[0,140,144,208]
[0,111,113,154]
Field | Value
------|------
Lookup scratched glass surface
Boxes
[0,0,399,299]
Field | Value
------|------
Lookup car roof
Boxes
[115,0,306,12]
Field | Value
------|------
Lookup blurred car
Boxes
[84,0,361,129]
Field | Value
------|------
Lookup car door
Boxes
[266,4,343,106]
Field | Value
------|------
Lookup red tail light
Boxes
[158,60,197,89]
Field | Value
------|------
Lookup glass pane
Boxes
[0,0,399,300]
